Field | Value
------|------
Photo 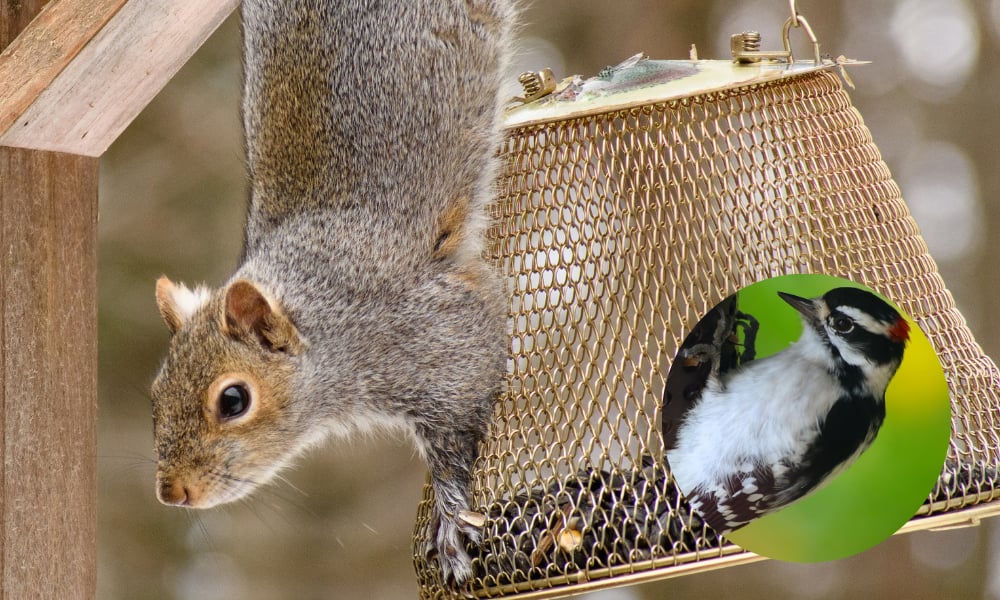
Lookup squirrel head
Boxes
[151,276,307,508]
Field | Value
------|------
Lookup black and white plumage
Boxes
[664,287,911,534]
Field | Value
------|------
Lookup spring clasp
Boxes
[731,0,822,65]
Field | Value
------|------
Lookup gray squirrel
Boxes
[151,0,513,586]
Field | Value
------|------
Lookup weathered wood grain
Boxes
[0,0,129,139]
[0,0,239,156]
[0,147,98,598]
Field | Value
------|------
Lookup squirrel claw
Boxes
[426,508,483,590]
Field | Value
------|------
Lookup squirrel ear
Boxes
[156,276,210,334]
[224,280,303,354]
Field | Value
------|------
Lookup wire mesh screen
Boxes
[413,67,1000,598]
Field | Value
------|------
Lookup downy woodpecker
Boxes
[665,287,910,534]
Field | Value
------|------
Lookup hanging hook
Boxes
[731,0,823,65]
[781,12,822,65]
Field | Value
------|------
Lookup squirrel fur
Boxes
[151,0,513,586]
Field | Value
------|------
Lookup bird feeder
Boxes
[413,7,1000,598]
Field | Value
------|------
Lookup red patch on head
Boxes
[888,317,910,343]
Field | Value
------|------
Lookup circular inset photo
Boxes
[662,273,950,561]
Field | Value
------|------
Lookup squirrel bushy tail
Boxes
[151,0,513,588]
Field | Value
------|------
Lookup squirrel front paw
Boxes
[416,424,492,589]
[427,508,486,589]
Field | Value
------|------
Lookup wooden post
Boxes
[1,3,98,598]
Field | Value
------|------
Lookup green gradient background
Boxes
[684,274,951,562]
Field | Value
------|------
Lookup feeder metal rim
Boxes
[469,546,759,600]
[903,496,1000,533]
[462,497,1000,599]
[503,59,848,129]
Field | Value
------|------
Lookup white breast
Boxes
[667,328,840,492]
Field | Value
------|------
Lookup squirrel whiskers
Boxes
[151,0,513,586]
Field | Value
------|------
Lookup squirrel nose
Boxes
[157,478,192,507]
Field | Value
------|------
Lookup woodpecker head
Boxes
[778,287,910,396]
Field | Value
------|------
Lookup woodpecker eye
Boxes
[831,316,855,334]
[218,384,251,420]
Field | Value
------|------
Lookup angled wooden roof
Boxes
[0,0,238,157]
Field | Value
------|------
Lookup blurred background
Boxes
[97,1,1000,598]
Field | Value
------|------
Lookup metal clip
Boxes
[512,69,557,105]
[731,31,791,64]
[731,0,822,65]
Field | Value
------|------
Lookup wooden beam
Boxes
[0,0,239,157]
[0,0,129,139]
[0,148,98,598]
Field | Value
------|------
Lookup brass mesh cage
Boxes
[413,66,1000,598]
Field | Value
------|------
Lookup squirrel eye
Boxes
[218,384,251,420]
[831,316,855,334]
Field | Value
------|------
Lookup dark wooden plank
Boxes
[0,148,98,598]
[1,0,45,49]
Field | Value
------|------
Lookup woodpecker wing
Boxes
[683,466,786,533]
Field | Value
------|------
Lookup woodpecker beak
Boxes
[778,291,821,323]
